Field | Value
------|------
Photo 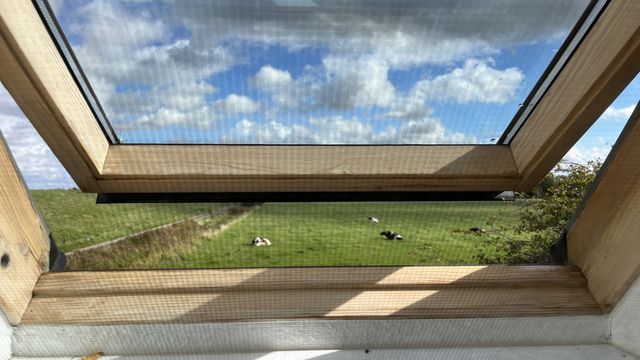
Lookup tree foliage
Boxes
[474,160,602,264]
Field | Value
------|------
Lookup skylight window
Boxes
[43,0,593,144]
[1,0,639,332]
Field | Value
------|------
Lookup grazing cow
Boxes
[251,237,272,246]
[380,230,403,240]
[469,227,486,235]
[368,216,379,224]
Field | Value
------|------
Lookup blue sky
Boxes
[0,0,638,188]
[47,0,591,144]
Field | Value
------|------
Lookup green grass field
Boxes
[168,201,530,268]
[31,189,532,268]
[31,189,223,252]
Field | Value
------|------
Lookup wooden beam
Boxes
[32,265,588,297]
[22,265,601,325]
[567,102,640,312]
[99,145,521,192]
[0,0,109,191]
[0,130,50,325]
[511,0,640,191]
[103,145,517,178]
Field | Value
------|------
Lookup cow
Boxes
[380,230,403,240]
[251,237,272,246]
[469,227,486,235]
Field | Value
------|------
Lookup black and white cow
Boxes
[251,237,272,246]
[380,230,403,240]
[469,227,486,235]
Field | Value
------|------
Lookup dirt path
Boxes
[67,204,256,256]
[201,204,258,239]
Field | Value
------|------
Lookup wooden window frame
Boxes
[567,100,640,312]
[0,130,50,325]
[1,1,639,194]
[1,0,640,331]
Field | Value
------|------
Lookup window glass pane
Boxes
[564,75,640,166]
[49,0,591,144]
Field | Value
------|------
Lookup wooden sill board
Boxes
[22,265,602,325]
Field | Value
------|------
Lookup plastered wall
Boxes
[611,274,640,356]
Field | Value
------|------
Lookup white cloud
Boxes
[172,0,587,68]
[230,119,316,144]
[131,108,195,130]
[251,59,397,111]
[412,59,523,104]
[564,145,611,165]
[602,104,636,121]
[386,92,433,121]
[226,117,372,144]
[161,82,217,111]
[309,117,373,143]
[251,66,294,91]
[224,116,470,145]
[128,93,258,131]
[362,32,496,70]
[251,59,398,112]
[0,87,75,189]
[70,0,169,85]
[250,66,297,107]
[376,119,470,144]
[109,81,218,132]
[126,106,215,131]
[316,57,395,110]
[62,1,235,136]
[214,94,259,114]
[384,59,521,122]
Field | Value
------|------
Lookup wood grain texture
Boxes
[511,0,640,191]
[0,0,108,191]
[99,145,521,192]
[23,265,602,325]
[103,145,517,177]
[568,103,640,312]
[0,131,50,325]
[33,265,587,297]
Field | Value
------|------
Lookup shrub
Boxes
[474,160,601,264]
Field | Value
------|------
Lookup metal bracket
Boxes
[48,233,66,271]
[96,191,503,204]
[550,229,568,264]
